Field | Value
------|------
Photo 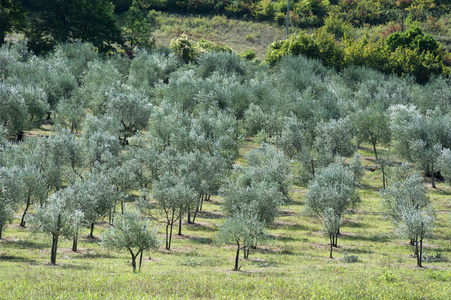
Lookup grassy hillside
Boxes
[1,140,450,299]
[152,13,288,59]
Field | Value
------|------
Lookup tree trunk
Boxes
[89,223,95,238]
[372,142,378,160]
[418,237,423,267]
[330,234,333,258]
[121,201,124,214]
[187,211,192,224]
[381,163,386,189]
[72,234,78,252]
[431,163,436,189]
[178,216,182,236]
[51,234,59,265]
[165,223,169,250]
[20,196,31,227]
[414,236,418,257]
[234,241,240,271]
[129,248,137,272]
[139,250,143,271]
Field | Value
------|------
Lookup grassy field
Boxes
[1,140,451,299]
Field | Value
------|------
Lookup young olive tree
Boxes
[106,90,152,144]
[305,162,360,247]
[438,148,451,185]
[27,194,81,264]
[397,205,435,267]
[352,106,391,160]
[349,151,364,184]
[102,210,160,272]
[0,187,15,239]
[215,212,268,271]
[390,105,444,188]
[381,173,430,223]
[143,172,197,250]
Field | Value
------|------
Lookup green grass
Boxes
[1,144,451,299]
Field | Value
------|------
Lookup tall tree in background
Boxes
[0,0,26,44]
[35,0,123,52]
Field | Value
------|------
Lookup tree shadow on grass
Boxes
[2,239,49,250]
[72,252,117,259]
[196,211,223,220]
[188,236,213,245]
[0,254,38,265]
[187,223,217,232]
[55,264,94,270]
[343,248,374,254]
[344,234,391,243]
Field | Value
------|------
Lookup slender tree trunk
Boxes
[192,194,202,224]
[418,237,423,267]
[165,223,169,250]
[381,163,386,189]
[139,250,143,271]
[234,241,240,271]
[72,234,78,252]
[178,216,182,236]
[121,201,124,214]
[20,196,31,227]
[0,228,3,239]
[414,236,418,257]
[89,223,95,238]
[51,234,58,264]
[373,142,378,160]
[330,234,333,258]
[167,210,175,250]
[431,163,436,189]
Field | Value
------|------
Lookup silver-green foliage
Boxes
[314,117,355,159]
[305,162,360,219]
[102,210,160,272]
[381,173,430,223]
[438,148,451,185]
[397,205,435,267]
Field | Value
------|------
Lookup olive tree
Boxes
[215,212,267,271]
[352,106,391,160]
[438,148,451,185]
[141,172,197,250]
[313,117,356,168]
[106,90,152,144]
[305,162,360,247]
[390,105,445,188]
[27,194,81,265]
[0,187,14,239]
[381,173,430,223]
[0,84,30,140]
[102,210,160,272]
[397,205,435,267]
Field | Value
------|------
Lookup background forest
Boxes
[0,0,451,299]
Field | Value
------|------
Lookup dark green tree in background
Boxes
[0,0,26,44]
[33,0,123,52]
